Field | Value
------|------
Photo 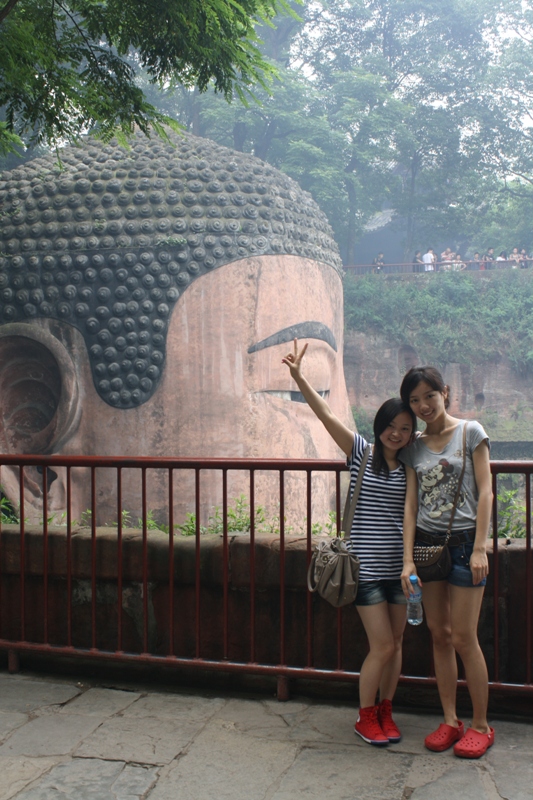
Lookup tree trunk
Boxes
[253,119,278,161]
[405,154,420,259]
[344,154,360,265]
[233,122,247,152]
[345,181,357,266]
[0,0,22,25]
[190,89,201,136]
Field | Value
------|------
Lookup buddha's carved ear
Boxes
[0,323,80,455]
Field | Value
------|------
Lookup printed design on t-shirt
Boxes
[418,457,465,519]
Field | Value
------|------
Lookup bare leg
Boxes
[379,603,407,701]
[356,602,398,708]
[422,581,460,727]
[449,585,489,733]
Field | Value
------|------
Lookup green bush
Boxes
[352,407,374,441]
[344,271,533,377]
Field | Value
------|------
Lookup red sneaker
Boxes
[354,705,389,746]
[378,699,402,743]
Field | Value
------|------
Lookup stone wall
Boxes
[344,329,533,447]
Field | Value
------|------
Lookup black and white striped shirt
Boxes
[346,434,406,581]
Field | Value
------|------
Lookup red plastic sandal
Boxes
[425,722,465,752]
[453,727,495,759]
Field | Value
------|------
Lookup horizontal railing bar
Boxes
[1,642,531,695]
[490,461,533,473]
[0,455,346,470]
[1,454,532,474]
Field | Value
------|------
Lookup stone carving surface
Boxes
[0,132,342,408]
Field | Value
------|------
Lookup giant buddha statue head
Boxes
[0,132,351,525]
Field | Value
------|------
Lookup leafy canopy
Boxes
[0,0,293,154]
[161,0,533,262]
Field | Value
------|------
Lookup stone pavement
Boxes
[0,671,531,800]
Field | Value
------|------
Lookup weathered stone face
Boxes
[0,131,341,409]
[0,133,351,525]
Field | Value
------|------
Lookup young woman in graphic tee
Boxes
[399,366,494,759]
[283,339,416,747]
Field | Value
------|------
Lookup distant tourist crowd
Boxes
[369,247,533,273]
[412,247,532,272]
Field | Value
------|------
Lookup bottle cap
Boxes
[409,575,418,584]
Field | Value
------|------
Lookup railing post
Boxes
[7,649,19,673]
[276,674,290,701]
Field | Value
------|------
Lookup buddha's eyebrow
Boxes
[248,321,337,354]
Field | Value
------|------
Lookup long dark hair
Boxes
[372,397,417,477]
[400,366,450,409]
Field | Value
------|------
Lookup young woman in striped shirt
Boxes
[283,339,416,747]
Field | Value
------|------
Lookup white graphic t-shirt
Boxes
[399,421,489,533]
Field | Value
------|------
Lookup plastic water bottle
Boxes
[407,575,423,626]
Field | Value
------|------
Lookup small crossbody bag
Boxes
[413,423,468,583]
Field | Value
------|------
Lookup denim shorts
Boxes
[448,540,487,588]
[355,578,407,606]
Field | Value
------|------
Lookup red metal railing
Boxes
[0,454,531,697]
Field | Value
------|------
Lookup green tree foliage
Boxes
[344,271,533,377]
[466,184,533,256]
[0,0,291,155]
[152,0,533,263]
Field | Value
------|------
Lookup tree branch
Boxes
[55,0,107,82]
[504,169,533,187]
[0,0,22,25]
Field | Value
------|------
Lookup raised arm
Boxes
[282,339,354,457]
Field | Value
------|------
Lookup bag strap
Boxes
[443,422,468,544]
[340,443,371,538]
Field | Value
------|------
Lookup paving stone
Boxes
[485,719,533,800]
[59,688,141,717]
[272,744,412,800]
[404,754,457,790]
[259,699,355,743]
[0,757,58,800]
[0,711,28,743]
[11,758,158,800]
[410,762,500,800]
[109,763,160,799]
[121,692,224,720]
[211,697,305,740]
[0,715,102,757]
[75,714,206,766]
[0,675,80,714]
[146,719,299,800]
[73,692,225,766]
[243,699,357,745]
